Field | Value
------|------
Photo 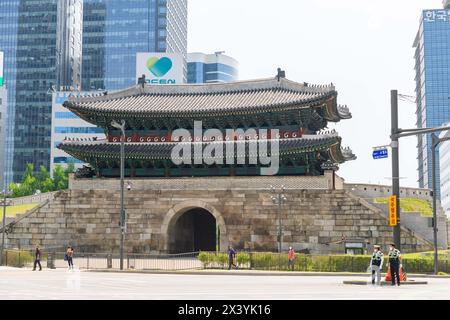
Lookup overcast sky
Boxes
[188,0,445,188]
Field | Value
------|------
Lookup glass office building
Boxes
[0,0,20,185]
[0,86,7,190]
[1,0,187,182]
[82,0,188,91]
[50,91,106,175]
[188,52,238,84]
[0,0,82,182]
[413,7,450,198]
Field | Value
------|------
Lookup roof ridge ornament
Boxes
[276,68,286,82]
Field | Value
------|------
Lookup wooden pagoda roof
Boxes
[63,77,352,123]
[58,133,356,164]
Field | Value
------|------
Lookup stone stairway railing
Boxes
[8,191,59,206]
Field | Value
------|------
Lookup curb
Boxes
[84,269,450,278]
[343,280,428,286]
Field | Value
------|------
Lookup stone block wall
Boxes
[4,177,433,254]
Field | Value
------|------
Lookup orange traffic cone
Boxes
[400,266,407,281]
[385,265,391,282]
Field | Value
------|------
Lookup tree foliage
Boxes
[8,163,75,198]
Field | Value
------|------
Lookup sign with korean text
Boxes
[389,195,397,227]
[423,10,450,23]
[373,148,388,160]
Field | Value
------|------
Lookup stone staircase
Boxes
[350,195,447,249]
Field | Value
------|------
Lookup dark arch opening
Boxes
[169,208,217,254]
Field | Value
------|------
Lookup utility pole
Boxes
[391,90,401,249]
[387,89,450,259]
[431,132,450,275]
[271,185,287,253]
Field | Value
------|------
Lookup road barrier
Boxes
[2,249,449,274]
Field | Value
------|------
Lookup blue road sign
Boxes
[373,148,388,159]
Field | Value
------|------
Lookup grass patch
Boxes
[0,203,38,219]
[374,197,432,217]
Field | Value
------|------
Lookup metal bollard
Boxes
[107,254,112,269]
[47,252,56,269]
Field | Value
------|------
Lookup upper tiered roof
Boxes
[63,77,351,128]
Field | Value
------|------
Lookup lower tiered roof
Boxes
[58,134,356,165]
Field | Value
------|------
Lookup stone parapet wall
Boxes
[70,174,333,191]
[345,183,433,201]
[6,178,433,254]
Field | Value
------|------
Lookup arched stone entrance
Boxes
[161,200,229,253]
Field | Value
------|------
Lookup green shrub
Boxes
[236,252,250,266]
[197,251,450,274]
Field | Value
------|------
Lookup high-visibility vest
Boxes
[388,249,400,263]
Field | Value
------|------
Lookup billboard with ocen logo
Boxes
[136,52,184,85]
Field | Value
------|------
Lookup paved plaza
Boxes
[0,267,449,300]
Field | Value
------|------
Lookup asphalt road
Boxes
[0,267,449,300]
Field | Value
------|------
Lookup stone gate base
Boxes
[4,175,433,254]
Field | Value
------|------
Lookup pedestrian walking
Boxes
[369,245,384,285]
[288,247,295,271]
[32,245,42,271]
[227,246,237,270]
[387,243,402,286]
[66,246,74,270]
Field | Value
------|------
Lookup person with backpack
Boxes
[66,246,74,270]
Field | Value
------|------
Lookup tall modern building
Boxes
[0,0,21,185]
[0,0,187,182]
[0,0,83,182]
[0,86,7,191]
[187,52,238,84]
[82,0,188,91]
[56,0,83,90]
[413,5,450,198]
[50,91,105,175]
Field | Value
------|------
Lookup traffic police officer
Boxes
[387,243,402,286]
[369,245,384,285]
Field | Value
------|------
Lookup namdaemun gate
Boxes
[59,72,355,178]
[6,71,440,255]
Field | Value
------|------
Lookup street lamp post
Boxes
[391,90,402,249]
[271,185,287,253]
[431,132,450,275]
[111,119,126,270]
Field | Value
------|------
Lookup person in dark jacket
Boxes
[227,246,237,270]
[33,245,42,271]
